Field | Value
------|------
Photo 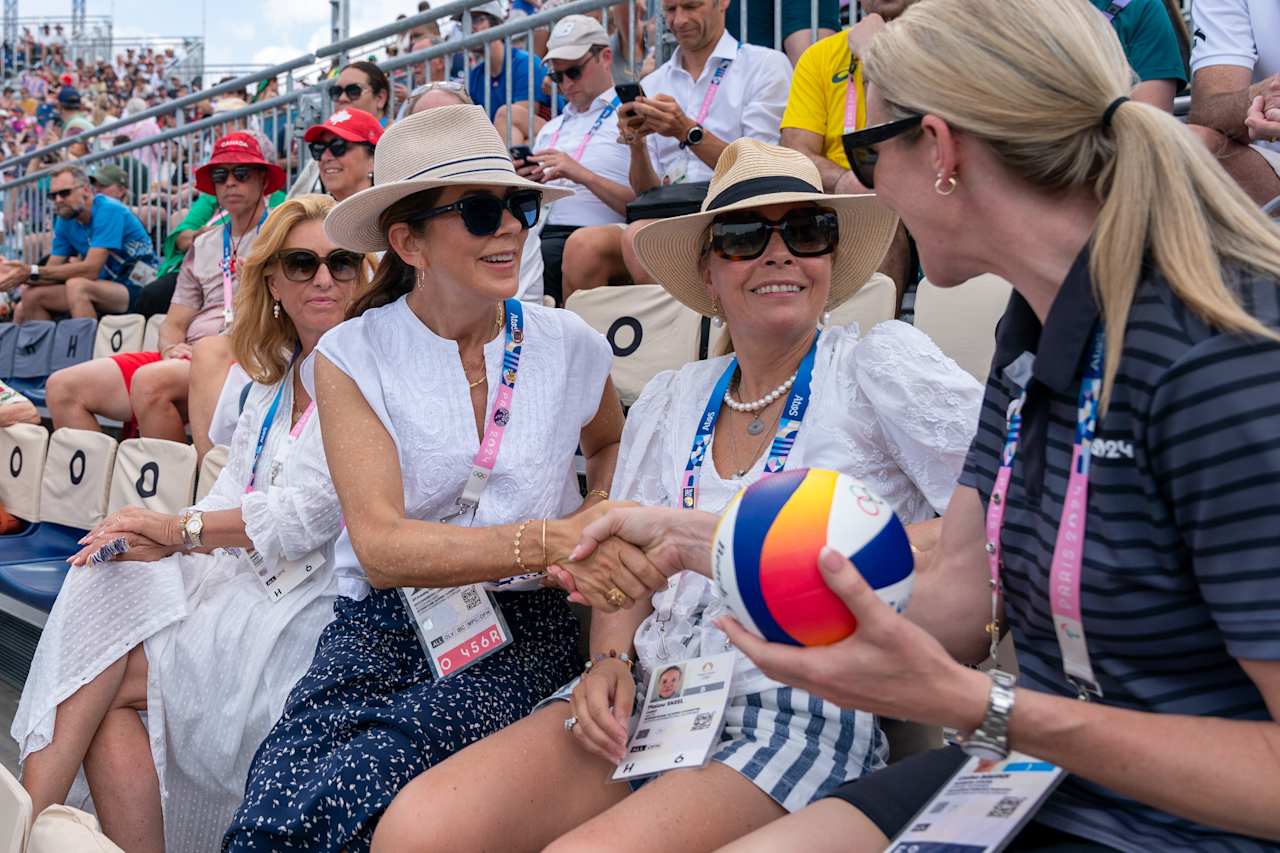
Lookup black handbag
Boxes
[625,181,710,223]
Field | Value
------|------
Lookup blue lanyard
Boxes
[245,377,286,494]
[680,333,819,510]
[221,206,269,275]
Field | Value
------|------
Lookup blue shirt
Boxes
[51,194,160,287]
[466,46,562,120]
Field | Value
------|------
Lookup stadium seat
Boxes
[49,317,98,374]
[195,444,230,502]
[10,320,56,379]
[142,312,167,352]
[824,272,896,333]
[566,284,704,406]
[27,804,124,853]
[108,437,198,515]
[0,763,31,853]
[0,423,50,523]
[914,274,1013,381]
[93,313,146,358]
[0,322,19,378]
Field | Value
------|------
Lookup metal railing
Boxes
[0,0,834,265]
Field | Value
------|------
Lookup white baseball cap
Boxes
[544,15,610,62]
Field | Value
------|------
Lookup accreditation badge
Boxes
[247,547,325,602]
[400,584,513,679]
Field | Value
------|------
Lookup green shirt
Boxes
[1091,0,1187,85]
[157,189,287,276]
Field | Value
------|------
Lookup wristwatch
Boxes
[679,123,705,149]
[179,510,205,549]
[959,669,1017,760]
[28,264,39,280]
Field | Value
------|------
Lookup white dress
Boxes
[617,322,983,697]
[12,364,345,853]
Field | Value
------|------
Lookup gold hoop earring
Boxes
[934,174,958,196]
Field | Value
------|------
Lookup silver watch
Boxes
[960,669,1017,760]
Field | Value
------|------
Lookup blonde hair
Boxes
[864,0,1280,405]
[232,194,373,384]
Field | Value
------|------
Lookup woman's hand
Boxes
[76,506,184,553]
[570,505,719,580]
[717,547,989,732]
[553,537,667,612]
[68,530,181,567]
[567,657,634,763]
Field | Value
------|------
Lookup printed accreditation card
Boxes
[888,750,1066,853]
[612,651,735,782]
[400,584,513,679]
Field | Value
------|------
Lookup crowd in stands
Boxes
[1,0,1279,851]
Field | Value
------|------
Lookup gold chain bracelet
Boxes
[513,519,534,574]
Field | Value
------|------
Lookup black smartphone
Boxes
[509,145,534,164]
[615,82,644,104]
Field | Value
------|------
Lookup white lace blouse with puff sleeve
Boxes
[316,296,613,599]
[617,321,983,697]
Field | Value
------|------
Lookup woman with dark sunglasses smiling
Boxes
[224,104,632,853]
[303,108,384,203]
[330,61,391,123]
[367,139,981,853]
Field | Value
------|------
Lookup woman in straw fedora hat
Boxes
[370,138,981,853]
[223,104,637,853]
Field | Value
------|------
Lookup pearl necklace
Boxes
[724,373,797,413]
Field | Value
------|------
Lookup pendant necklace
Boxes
[726,370,796,436]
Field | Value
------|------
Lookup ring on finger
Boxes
[605,587,627,608]
[564,715,578,732]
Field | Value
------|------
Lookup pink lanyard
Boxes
[842,58,860,133]
[693,57,732,127]
[984,329,1105,699]
[546,96,620,161]
[220,204,267,329]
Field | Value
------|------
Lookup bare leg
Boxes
[83,645,163,853]
[130,358,191,442]
[561,225,631,302]
[64,277,131,319]
[14,284,68,323]
[1187,124,1280,206]
[46,358,133,432]
[716,798,889,853]
[187,336,235,462]
[371,704,628,853]
[783,28,836,66]
[619,219,655,285]
[544,760,786,853]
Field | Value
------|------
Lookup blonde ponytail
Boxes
[863,0,1280,405]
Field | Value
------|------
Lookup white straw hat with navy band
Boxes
[324,104,573,253]
[631,139,899,318]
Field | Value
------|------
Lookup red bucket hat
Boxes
[194,132,287,196]
[303,108,384,147]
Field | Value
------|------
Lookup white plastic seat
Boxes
[195,444,231,502]
[0,423,50,523]
[0,762,32,853]
[142,313,167,353]
[108,438,198,515]
[92,313,146,358]
[914,274,1013,381]
[40,428,119,529]
[27,804,124,852]
[566,284,705,407]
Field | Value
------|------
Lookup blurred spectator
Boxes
[725,0,840,65]
[463,2,559,141]
[1188,0,1280,205]
[0,380,40,427]
[304,108,383,202]
[88,163,131,203]
[561,0,792,298]
[57,85,90,127]
[1094,0,1189,111]
[330,61,391,125]
[0,164,159,322]
[521,15,635,303]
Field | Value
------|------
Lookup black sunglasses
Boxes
[841,114,923,190]
[47,185,82,201]
[708,207,840,261]
[273,249,363,283]
[548,47,603,85]
[210,165,264,184]
[328,83,368,101]
[308,137,373,160]
[408,190,542,236]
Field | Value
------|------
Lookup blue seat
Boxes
[0,558,71,611]
[10,320,55,380]
[0,522,86,567]
[3,375,46,409]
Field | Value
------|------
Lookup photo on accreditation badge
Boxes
[652,664,685,701]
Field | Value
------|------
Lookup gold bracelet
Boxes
[588,489,609,501]
[540,518,548,572]
[513,519,534,574]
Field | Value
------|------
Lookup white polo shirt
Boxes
[533,86,631,226]
[1191,0,1280,154]
[639,31,792,184]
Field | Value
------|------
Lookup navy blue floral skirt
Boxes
[221,586,582,852]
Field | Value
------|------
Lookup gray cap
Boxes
[544,15,610,62]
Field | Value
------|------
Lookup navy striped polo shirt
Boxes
[960,248,1280,852]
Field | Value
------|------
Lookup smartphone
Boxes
[615,82,644,104]
[509,145,534,164]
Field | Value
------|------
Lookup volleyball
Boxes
[712,468,915,646]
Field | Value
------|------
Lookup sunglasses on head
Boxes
[548,47,603,85]
[328,82,368,101]
[210,164,264,184]
[708,207,840,261]
[840,114,923,191]
[47,184,82,201]
[408,190,542,237]
[273,248,362,283]
[308,137,372,160]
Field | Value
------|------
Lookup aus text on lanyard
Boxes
[984,328,1105,700]
[547,95,621,161]
[222,204,269,329]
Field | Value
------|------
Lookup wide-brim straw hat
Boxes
[632,139,899,318]
[325,104,572,253]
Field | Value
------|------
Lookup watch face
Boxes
[688,126,704,144]
[961,740,1006,762]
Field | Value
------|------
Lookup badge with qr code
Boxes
[887,751,1065,852]
[399,583,513,679]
